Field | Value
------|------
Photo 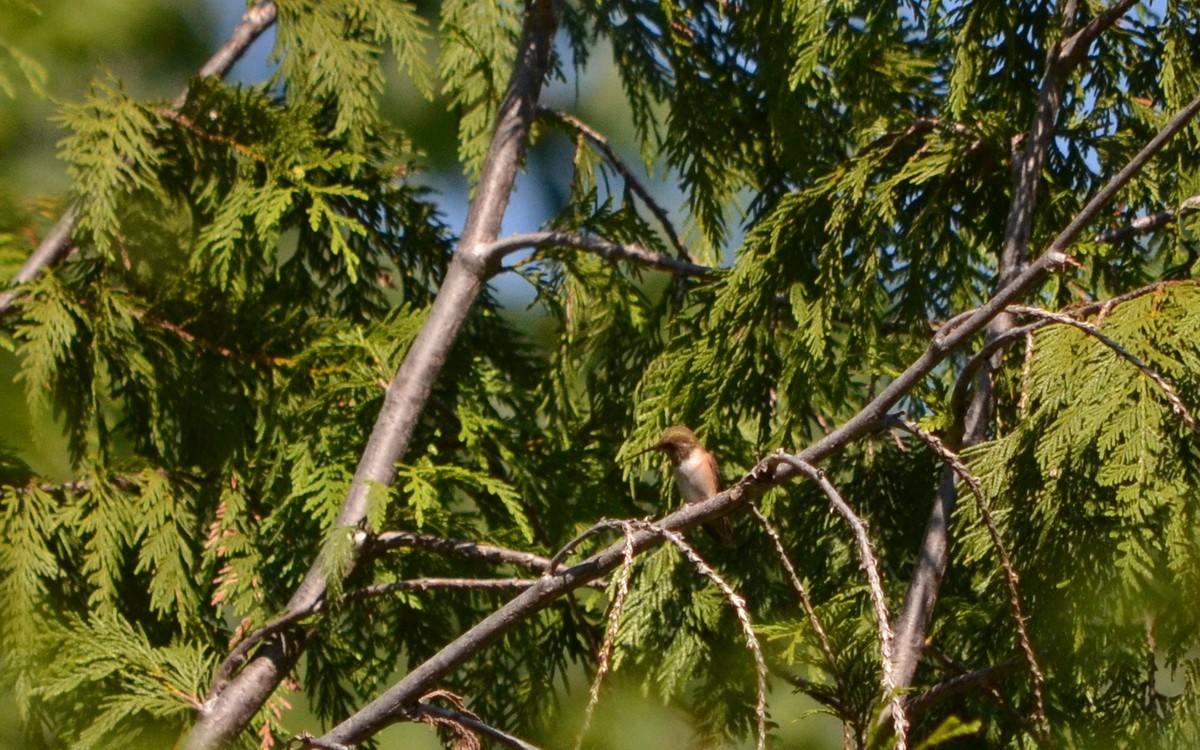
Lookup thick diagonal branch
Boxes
[180,2,561,748]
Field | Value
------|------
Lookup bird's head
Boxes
[646,425,702,464]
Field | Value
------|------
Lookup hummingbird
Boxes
[636,425,735,546]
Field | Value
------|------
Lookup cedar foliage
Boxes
[2,0,1200,748]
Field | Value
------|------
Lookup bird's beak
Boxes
[627,444,661,461]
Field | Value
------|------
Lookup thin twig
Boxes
[126,304,290,365]
[772,455,908,750]
[749,505,842,689]
[210,607,321,698]
[539,108,696,264]
[634,520,769,750]
[889,418,1047,734]
[184,0,279,100]
[925,644,1031,732]
[574,522,636,750]
[1093,195,1200,244]
[546,519,634,573]
[347,578,543,598]
[1065,279,1194,317]
[415,691,544,750]
[484,231,713,278]
[289,732,350,750]
[906,659,1022,721]
[1010,305,1198,432]
[372,530,554,574]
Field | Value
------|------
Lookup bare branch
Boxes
[289,732,350,750]
[0,1,279,316]
[1094,195,1200,244]
[771,455,908,750]
[210,608,320,699]
[893,15,1198,686]
[906,660,1022,722]
[414,700,544,750]
[546,518,633,572]
[182,2,562,747]
[127,304,288,365]
[372,530,554,574]
[0,206,77,314]
[539,108,696,264]
[347,578,543,598]
[484,231,713,278]
[1057,0,1141,70]
[924,644,1032,731]
[182,1,279,104]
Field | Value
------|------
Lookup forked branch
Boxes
[538,108,696,264]
[181,1,563,746]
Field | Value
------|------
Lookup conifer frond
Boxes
[55,76,166,257]
[273,0,432,148]
[439,0,523,181]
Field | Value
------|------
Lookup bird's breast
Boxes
[674,450,720,504]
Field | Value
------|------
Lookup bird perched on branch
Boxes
[636,425,734,546]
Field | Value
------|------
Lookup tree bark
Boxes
[180,1,561,747]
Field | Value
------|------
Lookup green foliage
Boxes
[35,615,214,750]
[272,0,433,149]
[957,286,1200,745]
[439,0,523,181]
[5,0,1200,749]
[55,76,166,258]
[0,41,45,98]
[0,0,45,99]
